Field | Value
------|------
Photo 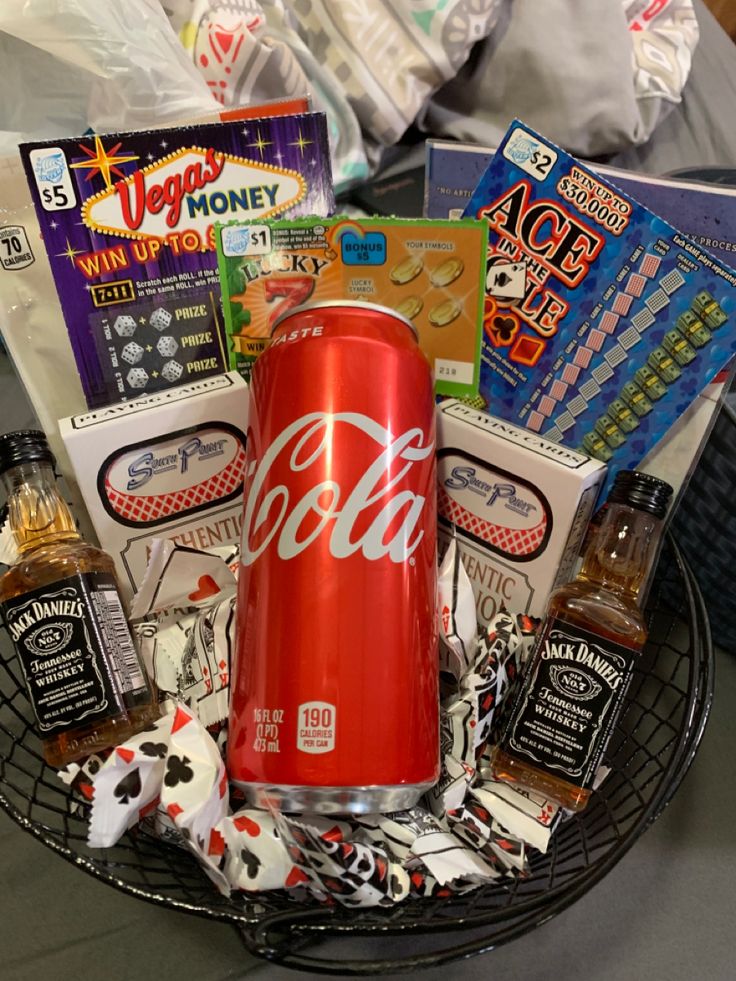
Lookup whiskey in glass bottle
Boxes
[492,470,672,812]
[0,431,158,767]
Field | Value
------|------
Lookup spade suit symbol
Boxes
[113,768,142,805]
[240,847,262,880]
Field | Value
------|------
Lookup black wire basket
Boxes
[671,396,736,653]
[0,534,713,975]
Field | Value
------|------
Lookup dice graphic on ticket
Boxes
[150,308,172,332]
[127,368,149,389]
[121,342,144,365]
[161,360,184,383]
[99,298,237,398]
[114,315,137,338]
[156,336,178,358]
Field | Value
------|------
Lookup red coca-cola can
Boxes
[229,300,439,813]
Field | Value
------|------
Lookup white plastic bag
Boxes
[0,0,223,533]
[0,0,219,155]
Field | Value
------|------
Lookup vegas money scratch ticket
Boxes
[20,114,334,409]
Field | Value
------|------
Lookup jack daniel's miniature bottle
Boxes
[492,470,672,812]
[0,431,158,767]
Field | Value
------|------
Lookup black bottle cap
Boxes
[608,470,673,519]
[0,430,55,476]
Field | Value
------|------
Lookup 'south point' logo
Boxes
[444,469,537,518]
[101,423,247,528]
[126,434,229,491]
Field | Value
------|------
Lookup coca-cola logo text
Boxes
[241,412,433,565]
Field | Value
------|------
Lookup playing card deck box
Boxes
[59,372,248,601]
[436,399,606,621]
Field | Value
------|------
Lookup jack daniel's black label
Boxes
[504,618,636,789]
[2,573,145,732]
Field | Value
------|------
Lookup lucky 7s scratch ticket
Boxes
[463,120,736,478]
[20,114,333,409]
[216,215,488,397]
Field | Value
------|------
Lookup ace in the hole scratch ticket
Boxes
[463,120,736,484]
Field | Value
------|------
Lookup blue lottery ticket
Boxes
[462,120,736,486]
